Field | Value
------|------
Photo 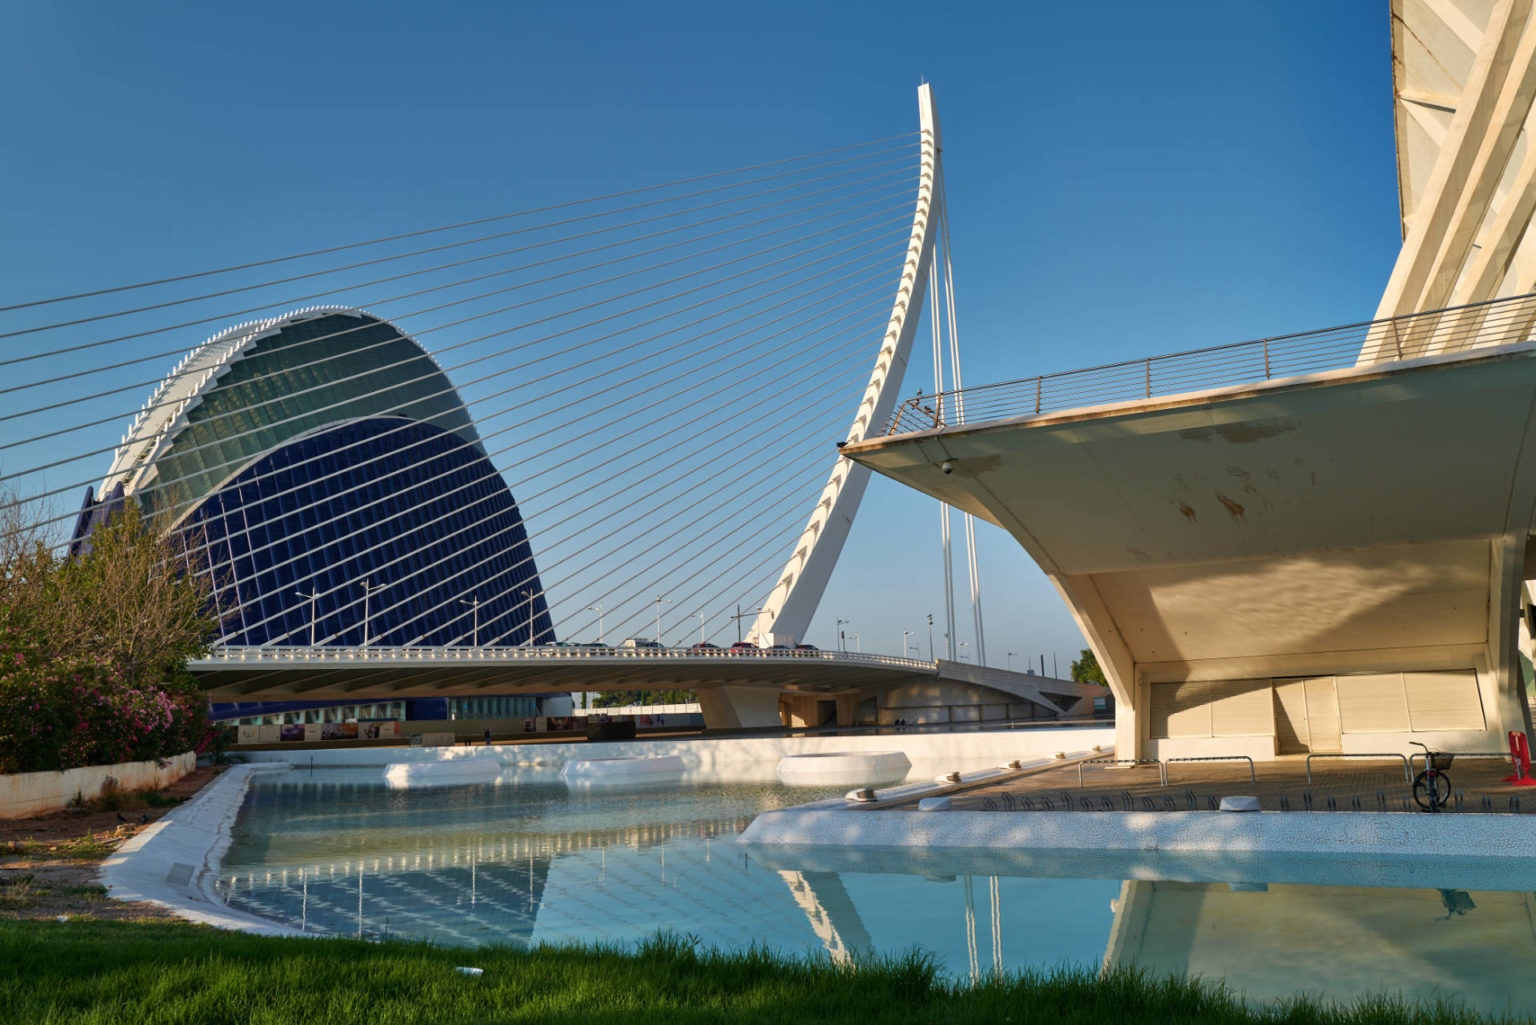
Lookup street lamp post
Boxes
[359,579,377,648]
[587,604,605,644]
[927,613,934,661]
[654,595,673,647]
[521,589,535,646]
[1007,650,1017,671]
[959,641,970,662]
[851,633,862,653]
[294,590,318,647]
[694,611,706,644]
[459,595,480,647]
[730,604,755,644]
[902,630,915,657]
[836,617,849,653]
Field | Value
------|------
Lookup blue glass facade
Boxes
[86,307,561,724]
[189,417,554,647]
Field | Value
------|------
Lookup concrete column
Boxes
[696,685,784,729]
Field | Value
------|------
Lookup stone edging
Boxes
[98,763,301,934]
[737,806,1536,856]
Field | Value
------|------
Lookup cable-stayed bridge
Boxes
[0,87,1100,728]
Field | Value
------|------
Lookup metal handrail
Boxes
[193,644,936,671]
[1165,755,1255,785]
[884,292,1536,435]
[1407,750,1511,774]
[1077,757,1165,787]
[1305,752,1412,784]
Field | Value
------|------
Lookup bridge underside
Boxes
[190,653,1098,730]
[844,346,1536,761]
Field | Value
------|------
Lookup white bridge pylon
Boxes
[749,84,943,646]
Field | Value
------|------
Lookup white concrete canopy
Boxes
[843,345,1536,760]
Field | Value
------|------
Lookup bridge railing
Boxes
[193,645,935,671]
[884,292,1536,435]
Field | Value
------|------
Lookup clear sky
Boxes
[0,2,1402,668]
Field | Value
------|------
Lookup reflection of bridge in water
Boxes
[221,783,1536,1008]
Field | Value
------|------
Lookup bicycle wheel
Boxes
[1413,771,1451,811]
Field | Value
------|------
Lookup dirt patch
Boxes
[0,765,227,922]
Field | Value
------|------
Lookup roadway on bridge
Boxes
[189,646,1094,717]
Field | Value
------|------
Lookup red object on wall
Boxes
[1503,731,1536,785]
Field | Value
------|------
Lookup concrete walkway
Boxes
[99,763,302,934]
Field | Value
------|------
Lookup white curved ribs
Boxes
[748,85,941,644]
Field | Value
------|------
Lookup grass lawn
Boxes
[0,919,1521,1025]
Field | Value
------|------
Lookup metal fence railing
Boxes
[885,292,1536,435]
[193,644,934,672]
[1305,752,1412,784]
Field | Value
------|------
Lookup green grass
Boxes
[0,919,1521,1025]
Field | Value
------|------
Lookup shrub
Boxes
[0,499,217,775]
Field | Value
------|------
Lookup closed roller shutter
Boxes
[1210,679,1275,737]
[1337,674,1410,733]
[1148,682,1212,738]
[1303,678,1342,753]
[1404,670,1485,731]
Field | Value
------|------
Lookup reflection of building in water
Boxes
[1104,881,1536,1012]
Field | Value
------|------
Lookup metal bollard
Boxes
[1351,796,1361,812]
[1279,796,1291,812]
[1376,791,1386,812]
[1327,796,1337,812]
[1303,791,1314,811]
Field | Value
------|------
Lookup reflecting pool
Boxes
[218,764,1536,1016]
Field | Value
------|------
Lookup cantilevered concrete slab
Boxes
[842,344,1536,761]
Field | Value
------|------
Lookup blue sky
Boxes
[0,2,1401,666]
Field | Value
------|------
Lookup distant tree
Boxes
[592,689,698,708]
[1070,648,1108,686]
[53,503,219,687]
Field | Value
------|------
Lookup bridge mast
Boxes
[749,84,942,646]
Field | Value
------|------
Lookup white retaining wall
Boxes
[0,751,196,819]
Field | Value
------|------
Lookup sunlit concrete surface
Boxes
[843,346,1536,761]
[99,763,301,934]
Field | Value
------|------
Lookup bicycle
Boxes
[1410,741,1453,812]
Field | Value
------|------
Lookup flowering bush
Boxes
[0,628,211,774]
[0,500,217,775]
